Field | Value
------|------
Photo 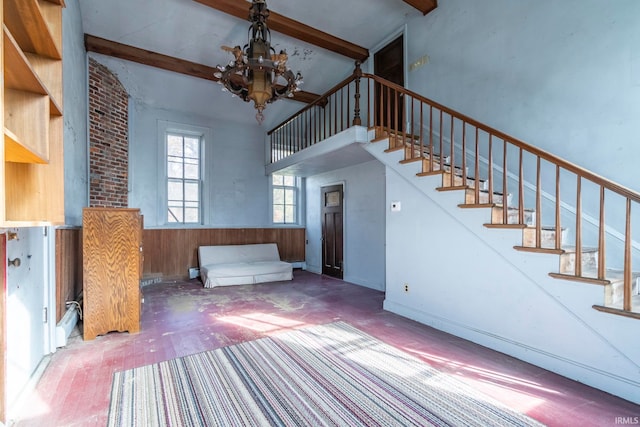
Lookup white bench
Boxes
[198,243,293,288]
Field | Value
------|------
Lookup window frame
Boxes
[158,121,209,226]
[270,174,303,226]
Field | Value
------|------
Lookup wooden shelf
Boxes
[4,0,62,59]
[4,127,47,164]
[3,25,62,115]
[25,52,63,115]
[4,89,49,162]
[42,0,66,7]
[1,0,65,226]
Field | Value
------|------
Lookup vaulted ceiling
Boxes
[80,0,436,127]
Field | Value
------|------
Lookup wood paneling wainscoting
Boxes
[55,227,83,323]
[143,228,306,280]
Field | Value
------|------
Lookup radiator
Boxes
[55,303,79,348]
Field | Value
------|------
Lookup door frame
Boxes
[321,183,345,279]
[368,25,408,81]
[369,26,409,130]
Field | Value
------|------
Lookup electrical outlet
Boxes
[404,283,409,292]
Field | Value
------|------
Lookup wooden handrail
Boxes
[362,73,640,202]
[270,69,640,202]
[268,72,358,135]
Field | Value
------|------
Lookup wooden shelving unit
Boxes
[1,0,65,226]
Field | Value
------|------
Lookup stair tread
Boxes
[417,170,444,177]
[560,245,598,253]
[515,245,597,254]
[485,224,528,229]
[466,188,505,195]
[493,205,536,213]
[549,268,640,285]
[579,267,640,281]
[400,157,425,164]
[437,185,469,192]
[458,203,496,208]
[524,225,566,231]
[514,246,564,254]
[549,272,610,285]
[593,302,640,319]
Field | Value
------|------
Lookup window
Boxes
[272,174,297,224]
[167,132,201,223]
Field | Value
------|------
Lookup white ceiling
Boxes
[79,0,424,128]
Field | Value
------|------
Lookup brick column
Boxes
[88,58,129,207]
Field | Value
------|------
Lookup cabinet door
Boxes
[83,208,141,340]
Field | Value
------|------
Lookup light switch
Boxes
[391,201,401,212]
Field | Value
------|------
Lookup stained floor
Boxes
[11,270,640,426]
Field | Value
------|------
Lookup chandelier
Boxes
[214,0,303,124]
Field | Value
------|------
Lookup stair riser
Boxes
[465,190,511,206]
[421,158,443,173]
[559,251,597,275]
[491,207,536,226]
[442,172,487,190]
[605,278,640,306]
[522,228,567,248]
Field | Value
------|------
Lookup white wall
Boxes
[405,0,640,192]
[306,160,386,291]
[368,141,640,405]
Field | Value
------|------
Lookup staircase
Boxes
[372,127,640,319]
[267,63,640,320]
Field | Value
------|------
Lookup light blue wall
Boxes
[306,160,386,291]
[405,0,640,192]
[87,54,272,227]
[367,141,640,405]
[63,0,88,225]
[373,0,640,404]
[127,101,269,227]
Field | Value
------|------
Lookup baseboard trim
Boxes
[383,299,640,405]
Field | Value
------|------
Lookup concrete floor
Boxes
[11,270,640,426]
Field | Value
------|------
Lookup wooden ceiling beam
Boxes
[84,34,320,104]
[193,0,369,62]
[402,0,437,15]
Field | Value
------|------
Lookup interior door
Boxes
[321,185,344,279]
[374,35,405,132]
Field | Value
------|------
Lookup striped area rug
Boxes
[108,322,544,426]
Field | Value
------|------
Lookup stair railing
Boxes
[269,63,640,318]
[268,66,362,163]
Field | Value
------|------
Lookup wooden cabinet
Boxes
[1,0,65,226]
[82,208,143,341]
